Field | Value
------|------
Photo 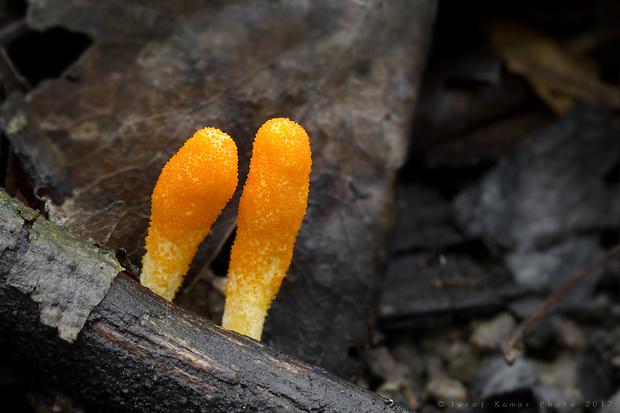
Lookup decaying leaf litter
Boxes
[1,0,619,411]
[1,0,437,383]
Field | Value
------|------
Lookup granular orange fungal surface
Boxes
[142,128,238,300]
[223,118,311,339]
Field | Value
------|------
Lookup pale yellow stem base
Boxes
[141,230,202,301]
[222,261,282,340]
[141,242,184,301]
[221,294,269,340]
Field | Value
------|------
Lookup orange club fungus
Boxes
[141,128,238,301]
[222,118,312,340]
[141,118,311,341]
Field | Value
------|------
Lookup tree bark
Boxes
[0,188,412,413]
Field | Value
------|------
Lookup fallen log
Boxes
[0,188,412,412]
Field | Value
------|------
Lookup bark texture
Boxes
[0,189,413,413]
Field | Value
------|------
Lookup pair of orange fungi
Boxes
[140,119,312,340]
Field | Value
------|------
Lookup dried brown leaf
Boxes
[488,20,619,113]
[6,0,436,378]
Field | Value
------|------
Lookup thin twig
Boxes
[0,46,30,94]
[0,20,28,45]
[0,20,30,94]
[504,243,620,365]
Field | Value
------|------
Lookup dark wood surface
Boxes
[0,189,413,413]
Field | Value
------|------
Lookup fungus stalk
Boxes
[222,118,312,340]
[141,128,238,301]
